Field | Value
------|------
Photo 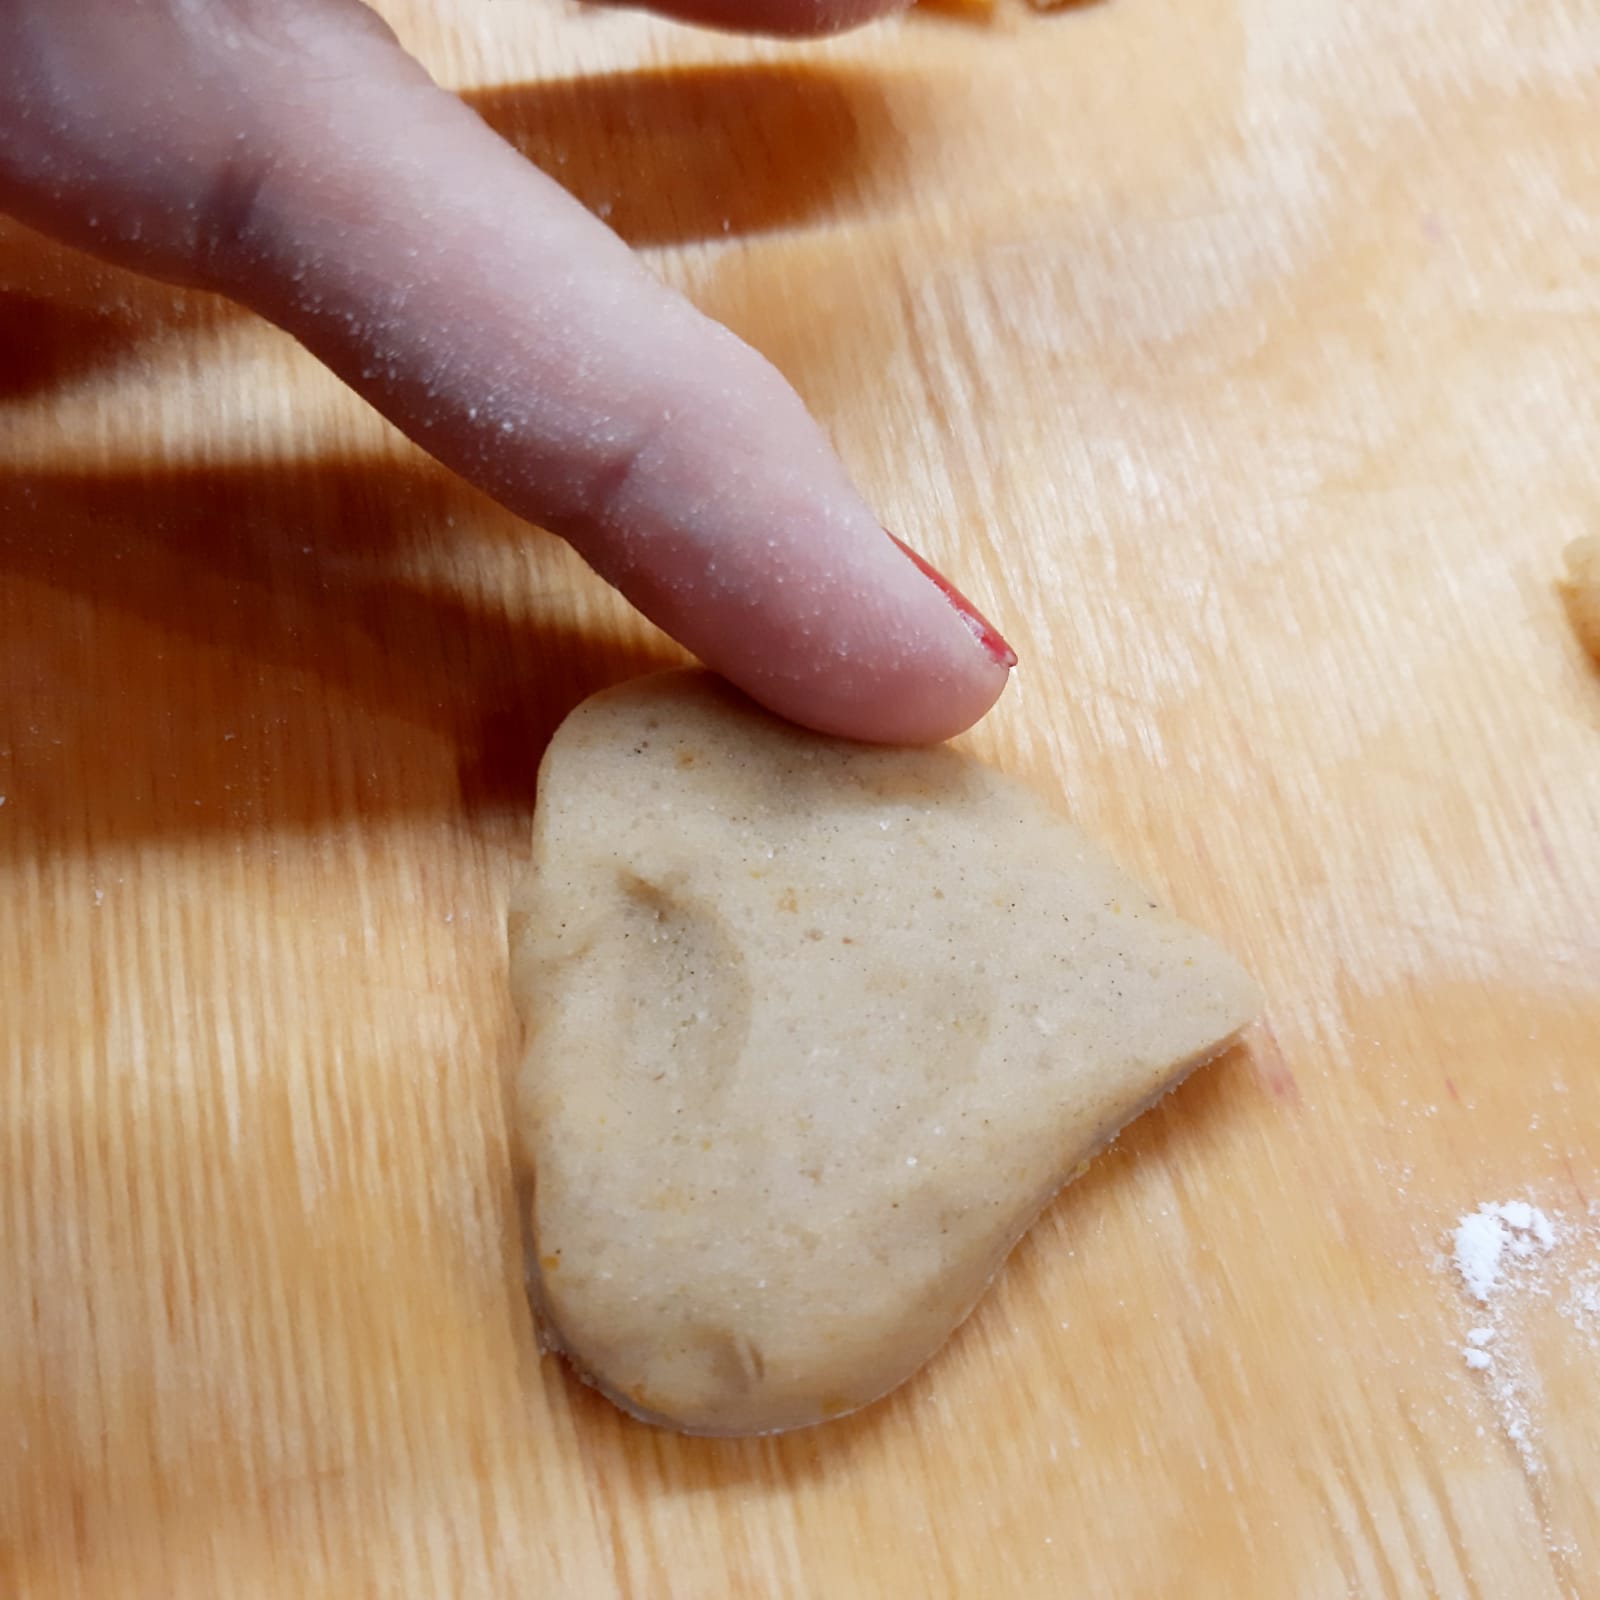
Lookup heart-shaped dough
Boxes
[511,671,1259,1435]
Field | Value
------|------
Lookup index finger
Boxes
[1,1,1014,742]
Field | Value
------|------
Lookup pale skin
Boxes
[0,0,1015,743]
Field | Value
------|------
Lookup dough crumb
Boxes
[1560,536,1600,661]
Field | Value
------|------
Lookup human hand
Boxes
[0,0,1014,742]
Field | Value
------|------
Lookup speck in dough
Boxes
[510,671,1260,1435]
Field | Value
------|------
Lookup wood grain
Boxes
[3,0,1598,1593]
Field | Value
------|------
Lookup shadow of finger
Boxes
[465,63,893,249]
[0,453,679,855]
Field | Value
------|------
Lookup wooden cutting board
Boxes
[3,0,1597,1593]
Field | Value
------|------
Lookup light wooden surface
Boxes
[4,0,1598,1593]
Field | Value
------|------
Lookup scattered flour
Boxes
[1446,1197,1600,1483]
[1560,1259,1600,1345]
[1461,1323,1496,1372]
[1452,1200,1558,1303]
[1447,1199,1560,1475]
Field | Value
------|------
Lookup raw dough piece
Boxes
[1562,537,1600,662]
[510,671,1259,1435]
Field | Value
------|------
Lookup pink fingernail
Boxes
[887,532,1017,669]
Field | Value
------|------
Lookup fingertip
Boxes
[721,635,1012,746]
[633,521,1017,746]
[788,650,1014,746]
